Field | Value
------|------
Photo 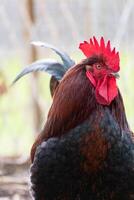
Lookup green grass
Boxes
[0,52,134,156]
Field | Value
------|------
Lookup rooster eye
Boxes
[96,64,102,70]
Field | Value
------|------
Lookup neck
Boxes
[44,65,97,139]
[44,65,129,139]
[31,64,130,162]
[110,90,129,131]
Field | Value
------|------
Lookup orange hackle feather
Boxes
[79,36,120,72]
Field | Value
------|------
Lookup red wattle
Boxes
[86,72,118,105]
[96,75,118,105]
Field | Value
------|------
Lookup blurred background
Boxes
[0,0,134,199]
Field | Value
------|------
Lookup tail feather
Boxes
[12,59,65,84]
[31,41,75,70]
[12,42,75,87]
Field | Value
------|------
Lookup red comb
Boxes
[79,36,120,72]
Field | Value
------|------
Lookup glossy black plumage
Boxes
[30,109,134,200]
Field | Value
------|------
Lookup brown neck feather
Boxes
[31,63,129,162]
[110,90,129,131]
[43,65,97,138]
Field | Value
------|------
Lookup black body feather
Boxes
[30,109,134,200]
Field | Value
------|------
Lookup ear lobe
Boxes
[50,76,59,97]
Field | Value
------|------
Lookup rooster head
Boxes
[79,37,120,105]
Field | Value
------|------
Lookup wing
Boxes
[30,119,91,200]
[30,109,134,200]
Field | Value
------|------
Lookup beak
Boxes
[111,72,120,78]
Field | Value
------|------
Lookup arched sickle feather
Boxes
[31,41,75,70]
[12,59,65,84]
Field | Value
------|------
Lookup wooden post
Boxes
[25,0,42,135]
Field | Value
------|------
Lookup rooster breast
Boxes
[30,109,134,200]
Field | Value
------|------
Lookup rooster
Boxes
[13,37,134,200]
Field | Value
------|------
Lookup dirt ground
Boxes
[0,156,31,200]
